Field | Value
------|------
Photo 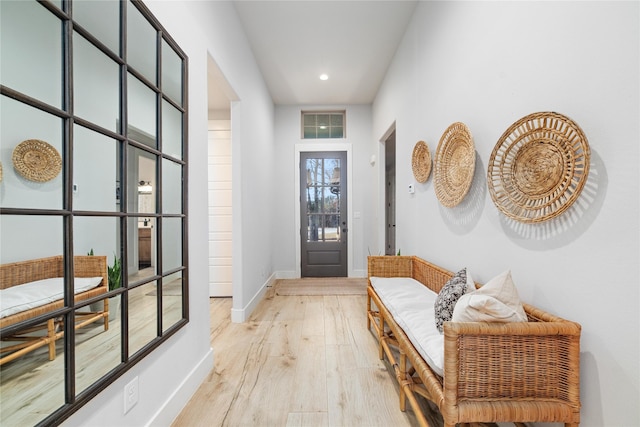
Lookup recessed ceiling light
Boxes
[319,74,329,81]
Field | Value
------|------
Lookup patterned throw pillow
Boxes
[434,268,470,333]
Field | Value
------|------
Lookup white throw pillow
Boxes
[452,270,527,323]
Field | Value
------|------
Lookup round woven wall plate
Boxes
[411,140,432,183]
[487,112,590,223]
[12,139,62,182]
[434,122,475,207]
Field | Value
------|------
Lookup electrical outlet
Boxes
[124,376,139,414]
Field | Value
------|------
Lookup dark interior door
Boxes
[300,151,347,277]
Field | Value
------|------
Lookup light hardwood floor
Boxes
[172,286,443,427]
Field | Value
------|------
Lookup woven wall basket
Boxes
[411,140,432,183]
[12,139,62,182]
[487,111,591,223]
[434,122,475,207]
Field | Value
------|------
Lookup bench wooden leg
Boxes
[103,297,110,331]
[366,294,371,329]
[47,318,56,360]
[399,351,407,411]
[378,316,385,360]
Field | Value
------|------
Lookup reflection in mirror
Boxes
[74,31,120,132]
[73,126,120,212]
[162,159,182,214]
[0,96,63,210]
[162,99,183,160]
[0,216,64,426]
[0,313,66,426]
[128,74,157,147]
[128,281,158,356]
[127,146,157,214]
[0,1,61,108]
[128,216,157,278]
[75,302,122,397]
[127,0,156,84]
[162,38,183,106]
[162,272,183,333]
[73,0,120,54]
[162,217,183,273]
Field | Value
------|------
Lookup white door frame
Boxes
[294,143,353,278]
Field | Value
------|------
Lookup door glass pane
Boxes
[73,126,120,212]
[74,32,120,132]
[0,1,62,108]
[303,156,343,243]
[127,0,156,84]
[0,97,63,210]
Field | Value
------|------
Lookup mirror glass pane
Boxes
[128,281,158,356]
[0,215,64,426]
[162,159,182,214]
[162,99,182,159]
[128,74,157,147]
[0,97,63,210]
[73,126,120,212]
[161,39,182,106]
[162,217,182,273]
[73,1,120,54]
[162,272,183,332]
[74,301,122,396]
[74,32,120,132]
[0,314,65,426]
[127,1,156,84]
[127,146,157,214]
[0,1,61,108]
[128,216,157,279]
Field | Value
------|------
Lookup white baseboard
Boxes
[147,347,214,426]
[231,272,276,323]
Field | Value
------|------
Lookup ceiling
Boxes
[208,1,417,110]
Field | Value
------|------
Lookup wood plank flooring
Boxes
[172,286,434,427]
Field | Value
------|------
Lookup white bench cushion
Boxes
[370,276,444,377]
[0,277,103,319]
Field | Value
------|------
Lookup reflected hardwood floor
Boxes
[172,285,444,427]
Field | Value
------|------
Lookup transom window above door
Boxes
[301,111,345,139]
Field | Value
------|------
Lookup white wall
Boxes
[273,105,375,278]
[63,1,274,425]
[372,2,639,426]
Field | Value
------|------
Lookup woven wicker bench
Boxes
[0,255,109,366]
[366,255,581,427]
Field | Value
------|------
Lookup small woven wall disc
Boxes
[411,140,432,183]
[434,122,475,207]
[487,111,590,223]
[12,139,62,182]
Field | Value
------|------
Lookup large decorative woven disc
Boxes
[487,112,590,223]
[12,139,62,182]
[434,122,475,207]
[411,140,432,183]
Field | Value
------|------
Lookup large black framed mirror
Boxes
[0,1,188,425]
